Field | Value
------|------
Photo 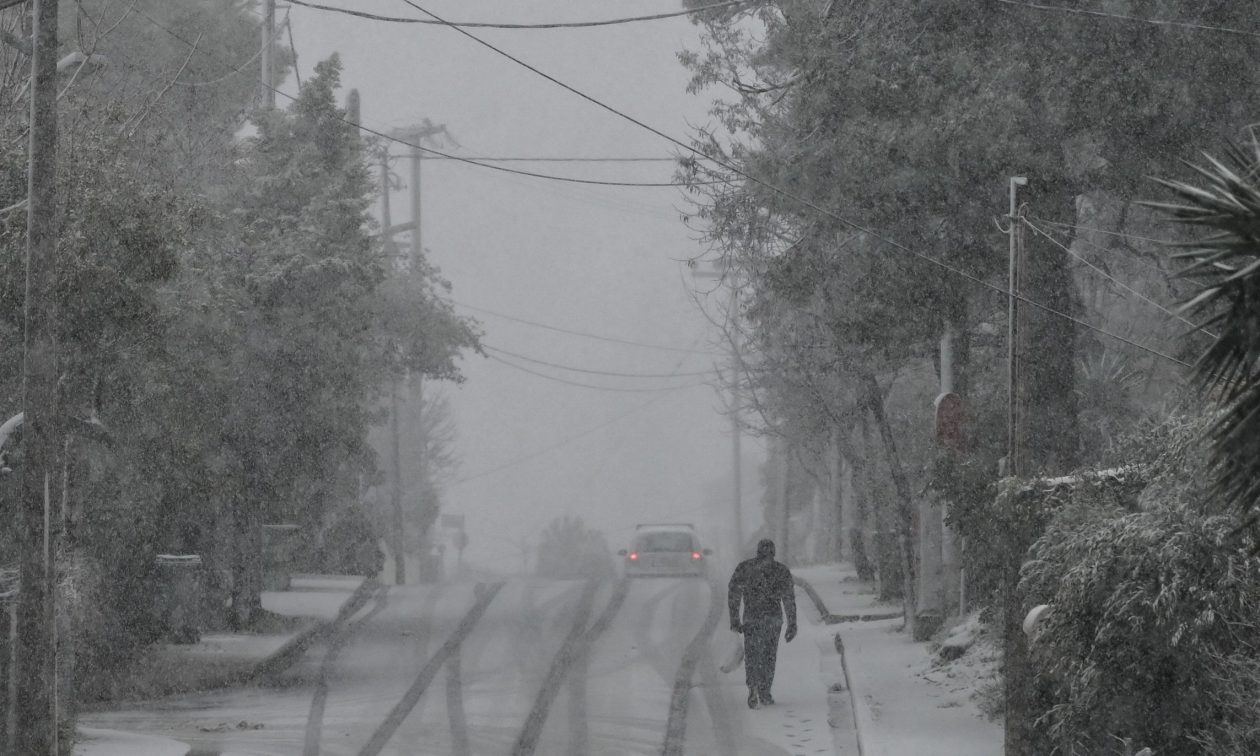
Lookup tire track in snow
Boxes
[512,577,629,756]
[662,579,723,756]
[357,581,504,756]
[303,582,391,756]
[630,579,689,684]
[696,640,738,756]
[445,646,471,756]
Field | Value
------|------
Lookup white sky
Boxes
[281,0,768,572]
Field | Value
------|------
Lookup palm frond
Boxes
[1144,145,1260,532]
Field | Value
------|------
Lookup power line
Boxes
[129,8,715,189]
[483,344,717,379]
[286,0,746,29]
[453,336,706,485]
[1023,218,1217,339]
[399,0,1198,371]
[487,353,711,392]
[451,390,680,485]
[1030,216,1182,248]
[993,0,1260,40]
[450,300,722,355]
[393,155,682,163]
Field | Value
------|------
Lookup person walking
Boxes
[728,538,797,709]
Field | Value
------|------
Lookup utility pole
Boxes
[777,437,790,564]
[261,0,276,109]
[408,134,422,268]
[378,143,407,585]
[378,124,440,583]
[1007,176,1028,478]
[1005,175,1030,756]
[388,380,405,585]
[17,0,62,751]
[727,285,743,556]
[693,260,744,557]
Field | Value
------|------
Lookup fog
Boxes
[284,0,763,572]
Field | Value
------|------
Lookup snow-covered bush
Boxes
[1020,501,1260,754]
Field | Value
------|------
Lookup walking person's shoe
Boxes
[747,687,760,709]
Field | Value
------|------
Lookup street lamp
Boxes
[692,258,745,557]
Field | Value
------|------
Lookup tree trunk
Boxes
[863,372,917,638]
[859,416,900,599]
[230,459,263,630]
[17,0,63,750]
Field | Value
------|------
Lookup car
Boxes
[618,523,713,578]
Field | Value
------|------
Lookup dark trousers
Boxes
[742,617,782,697]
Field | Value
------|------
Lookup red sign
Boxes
[934,393,965,451]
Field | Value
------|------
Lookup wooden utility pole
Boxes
[777,437,790,564]
[378,144,407,585]
[17,0,62,751]
[407,135,422,268]
[1005,175,1031,756]
[1007,176,1028,478]
[728,286,743,557]
[260,0,276,109]
[388,379,405,585]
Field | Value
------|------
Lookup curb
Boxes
[250,576,381,681]
[792,575,902,625]
[794,573,875,756]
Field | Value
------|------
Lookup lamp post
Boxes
[692,259,744,557]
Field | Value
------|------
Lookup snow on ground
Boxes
[74,727,189,756]
[724,603,859,756]
[795,563,1002,756]
[843,618,1002,756]
[261,575,364,620]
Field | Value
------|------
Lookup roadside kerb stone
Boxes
[250,576,381,681]
[793,575,902,625]
[794,572,882,756]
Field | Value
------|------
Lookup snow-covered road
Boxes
[82,576,841,756]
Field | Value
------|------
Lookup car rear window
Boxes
[636,532,694,552]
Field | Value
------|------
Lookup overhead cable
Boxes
[483,344,717,379]
[1029,217,1182,249]
[286,0,747,29]
[450,300,722,355]
[993,0,1260,39]
[131,8,717,188]
[453,337,706,485]
[392,155,682,163]
[1023,218,1217,339]
[399,0,1197,370]
[451,391,680,485]
[486,353,711,393]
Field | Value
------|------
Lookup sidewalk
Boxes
[84,574,372,704]
[795,564,1003,756]
[74,727,190,756]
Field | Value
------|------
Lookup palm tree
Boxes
[1149,142,1260,530]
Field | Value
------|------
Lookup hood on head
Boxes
[756,539,775,559]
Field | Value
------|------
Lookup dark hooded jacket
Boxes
[728,539,797,625]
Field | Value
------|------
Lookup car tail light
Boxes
[629,552,638,561]
[692,551,702,560]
